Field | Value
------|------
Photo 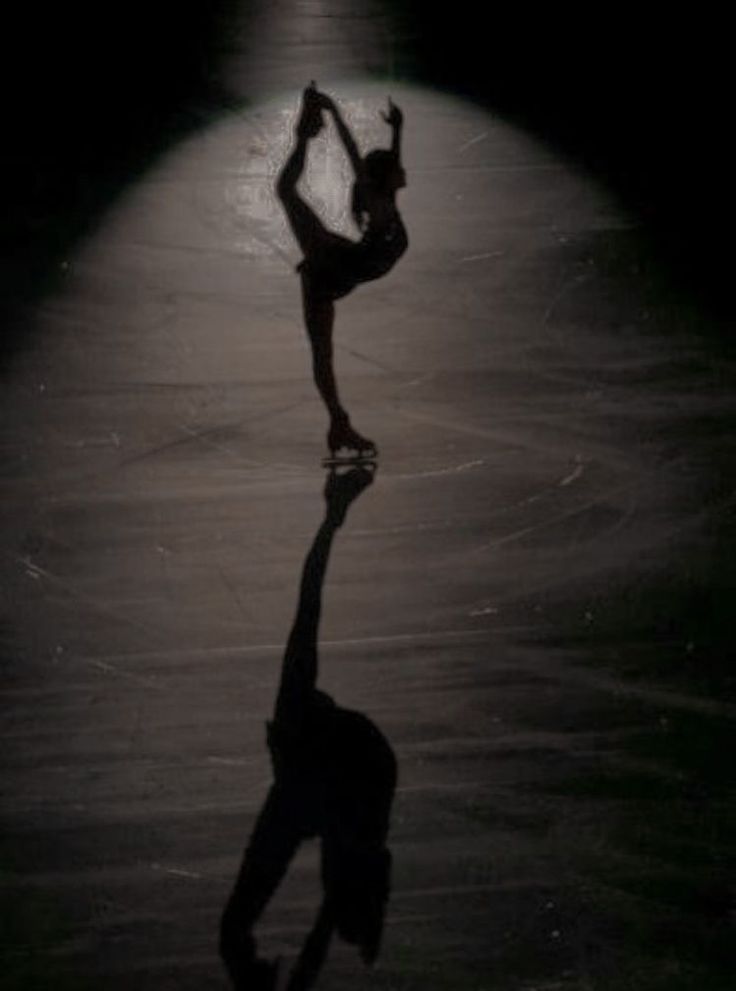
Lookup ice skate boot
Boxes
[325,417,378,463]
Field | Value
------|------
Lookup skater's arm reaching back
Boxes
[316,91,365,183]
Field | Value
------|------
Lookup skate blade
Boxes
[322,454,378,468]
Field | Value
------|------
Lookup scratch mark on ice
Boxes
[152,864,203,880]
[394,459,485,479]
[559,461,584,486]
[460,251,504,263]
[458,131,489,152]
[87,658,158,688]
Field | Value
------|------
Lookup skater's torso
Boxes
[299,202,407,301]
[357,206,408,281]
[267,690,397,839]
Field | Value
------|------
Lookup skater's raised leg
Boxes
[276,84,328,259]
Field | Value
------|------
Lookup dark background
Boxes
[388,4,732,316]
[1,1,732,363]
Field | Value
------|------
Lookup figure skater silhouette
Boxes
[219,466,397,991]
[276,83,408,459]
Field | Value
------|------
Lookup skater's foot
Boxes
[327,418,377,460]
[297,82,324,139]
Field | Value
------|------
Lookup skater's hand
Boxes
[381,98,403,128]
[303,81,333,110]
[313,88,337,113]
[220,924,279,991]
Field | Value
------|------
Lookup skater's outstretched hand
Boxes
[220,923,280,991]
[313,87,337,114]
[304,81,337,116]
[381,97,403,129]
[324,465,375,527]
[246,956,280,991]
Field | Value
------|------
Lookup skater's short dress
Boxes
[298,211,408,302]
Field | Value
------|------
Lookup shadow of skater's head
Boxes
[323,843,393,964]
[318,700,397,965]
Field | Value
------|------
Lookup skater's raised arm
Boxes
[381,98,403,164]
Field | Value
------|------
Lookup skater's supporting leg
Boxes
[301,278,376,457]
[301,279,348,426]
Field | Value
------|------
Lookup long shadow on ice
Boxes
[220,465,396,990]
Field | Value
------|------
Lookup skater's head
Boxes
[322,843,392,963]
[364,148,406,193]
